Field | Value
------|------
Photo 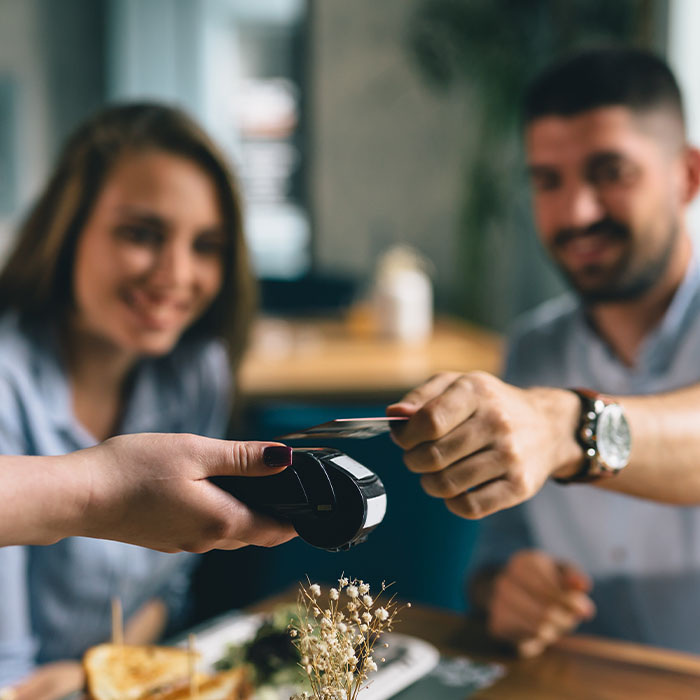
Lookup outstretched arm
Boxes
[0,433,296,551]
[388,371,700,517]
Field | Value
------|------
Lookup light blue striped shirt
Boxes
[0,312,231,685]
[470,257,700,652]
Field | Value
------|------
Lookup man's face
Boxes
[526,106,686,303]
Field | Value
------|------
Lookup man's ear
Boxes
[681,145,700,205]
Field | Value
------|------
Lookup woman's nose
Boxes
[151,241,193,289]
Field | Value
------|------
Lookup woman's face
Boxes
[72,149,227,357]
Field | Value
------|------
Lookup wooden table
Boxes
[251,595,700,698]
[239,316,503,401]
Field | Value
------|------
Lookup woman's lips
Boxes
[121,288,190,331]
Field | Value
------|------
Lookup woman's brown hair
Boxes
[0,102,256,367]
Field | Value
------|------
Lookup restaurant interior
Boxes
[2,1,700,698]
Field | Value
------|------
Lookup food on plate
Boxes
[215,605,303,689]
[145,668,251,699]
[84,643,250,700]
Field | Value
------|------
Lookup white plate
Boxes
[181,611,440,700]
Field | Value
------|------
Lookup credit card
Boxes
[277,417,409,440]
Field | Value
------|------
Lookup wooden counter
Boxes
[239,316,503,401]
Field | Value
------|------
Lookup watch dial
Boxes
[598,405,632,470]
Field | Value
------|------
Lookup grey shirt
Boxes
[470,257,700,652]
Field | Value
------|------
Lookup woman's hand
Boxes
[11,661,84,700]
[66,434,297,553]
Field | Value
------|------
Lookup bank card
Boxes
[277,416,409,440]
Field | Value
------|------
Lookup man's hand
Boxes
[387,371,583,517]
[486,550,595,657]
[66,433,297,553]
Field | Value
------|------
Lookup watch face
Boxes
[597,404,632,470]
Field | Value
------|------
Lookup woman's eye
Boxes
[194,236,226,256]
[115,225,162,246]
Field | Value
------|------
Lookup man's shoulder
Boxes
[509,294,580,346]
[503,295,580,386]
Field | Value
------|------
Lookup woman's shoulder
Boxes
[0,312,44,375]
[144,337,231,406]
[165,337,230,382]
[130,337,232,437]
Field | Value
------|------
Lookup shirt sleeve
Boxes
[0,373,29,457]
[0,547,38,686]
[158,554,198,637]
[0,378,40,685]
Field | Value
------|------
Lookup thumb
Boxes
[386,402,419,418]
[387,372,463,416]
[557,561,592,592]
[199,439,293,478]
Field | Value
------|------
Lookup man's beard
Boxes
[550,216,678,305]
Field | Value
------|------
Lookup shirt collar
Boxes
[26,316,183,443]
[571,250,700,380]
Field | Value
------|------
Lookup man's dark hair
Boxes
[524,47,685,127]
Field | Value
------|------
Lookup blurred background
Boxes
[1,0,698,618]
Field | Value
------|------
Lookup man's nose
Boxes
[560,182,605,230]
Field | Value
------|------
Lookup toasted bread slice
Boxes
[143,668,251,700]
[84,643,199,700]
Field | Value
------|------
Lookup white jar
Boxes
[374,248,433,343]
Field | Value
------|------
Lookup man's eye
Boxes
[593,165,622,183]
[531,172,560,192]
[589,161,638,186]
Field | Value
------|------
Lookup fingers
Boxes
[389,374,481,451]
[487,551,595,657]
[193,438,293,479]
[444,478,521,519]
[215,507,297,549]
[180,481,297,552]
[419,451,503,500]
[402,418,492,475]
[558,561,593,592]
[12,662,84,700]
[506,552,594,619]
[490,587,586,654]
[388,372,463,416]
[213,512,297,549]
[559,588,596,620]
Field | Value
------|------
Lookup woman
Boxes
[0,103,263,700]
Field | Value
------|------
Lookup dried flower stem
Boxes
[289,576,407,700]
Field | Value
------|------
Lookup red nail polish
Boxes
[263,445,293,468]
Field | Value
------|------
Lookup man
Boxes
[389,47,700,655]
[0,434,295,551]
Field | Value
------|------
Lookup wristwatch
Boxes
[554,388,632,484]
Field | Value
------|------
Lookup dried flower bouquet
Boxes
[289,576,407,700]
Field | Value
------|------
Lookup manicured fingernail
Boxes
[263,445,293,468]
